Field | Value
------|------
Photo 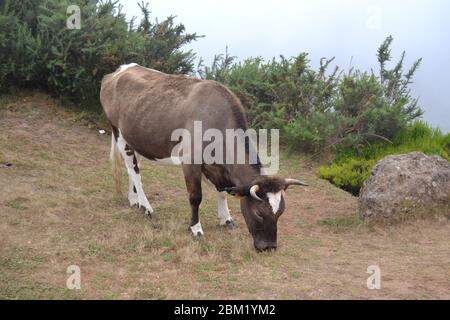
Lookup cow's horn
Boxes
[285,178,308,187]
[249,185,262,201]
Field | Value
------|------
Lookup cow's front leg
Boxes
[183,165,203,238]
[201,174,236,229]
[217,191,236,229]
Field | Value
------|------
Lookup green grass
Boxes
[2,92,449,300]
[340,121,450,162]
[318,215,362,232]
[5,197,30,210]
[319,159,376,196]
[84,244,104,257]
[320,121,450,195]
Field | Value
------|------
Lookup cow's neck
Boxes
[202,163,262,191]
[229,163,262,187]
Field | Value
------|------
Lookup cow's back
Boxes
[101,65,200,126]
[100,64,247,160]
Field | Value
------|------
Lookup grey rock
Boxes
[359,152,450,220]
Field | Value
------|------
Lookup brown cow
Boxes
[100,63,307,251]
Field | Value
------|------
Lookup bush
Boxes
[319,159,376,196]
[198,36,423,154]
[320,121,450,195]
[0,0,200,102]
[284,111,341,152]
[336,121,450,162]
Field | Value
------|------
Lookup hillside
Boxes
[0,92,449,299]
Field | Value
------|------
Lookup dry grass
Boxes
[0,92,449,299]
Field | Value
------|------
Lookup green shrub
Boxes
[284,111,341,153]
[320,121,450,195]
[199,36,423,153]
[319,159,376,196]
[336,121,450,162]
[0,0,200,102]
[1,1,438,163]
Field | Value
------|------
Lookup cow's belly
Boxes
[117,117,180,161]
[149,156,182,166]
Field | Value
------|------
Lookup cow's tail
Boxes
[110,133,122,196]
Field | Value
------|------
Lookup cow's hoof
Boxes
[140,206,153,217]
[191,231,203,239]
[144,210,153,219]
[137,201,154,213]
[225,220,237,230]
[128,195,139,208]
[129,199,139,208]
[188,228,203,239]
[189,222,204,239]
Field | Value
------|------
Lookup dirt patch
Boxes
[0,92,449,299]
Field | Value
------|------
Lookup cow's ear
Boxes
[224,186,250,197]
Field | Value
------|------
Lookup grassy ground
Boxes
[0,92,449,299]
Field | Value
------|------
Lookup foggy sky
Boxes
[120,0,450,132]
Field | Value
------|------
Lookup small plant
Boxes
[320,121,450,195]
[5,197,30,210]
[319,159,375,195]
[318,215,362,231]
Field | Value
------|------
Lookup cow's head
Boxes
[225,176,307,251]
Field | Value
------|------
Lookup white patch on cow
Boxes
[217,191,232,225]
[190,221,204,236]
[128,175,139,207]
[113,63,138,77]
[267,191,282,214]
[116,130,153,214]
[202,175,233,225]
[153,156,182,166]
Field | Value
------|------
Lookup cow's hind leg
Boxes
[113,128,153,216]
[128,171,139,207]
[183,165,203,238]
